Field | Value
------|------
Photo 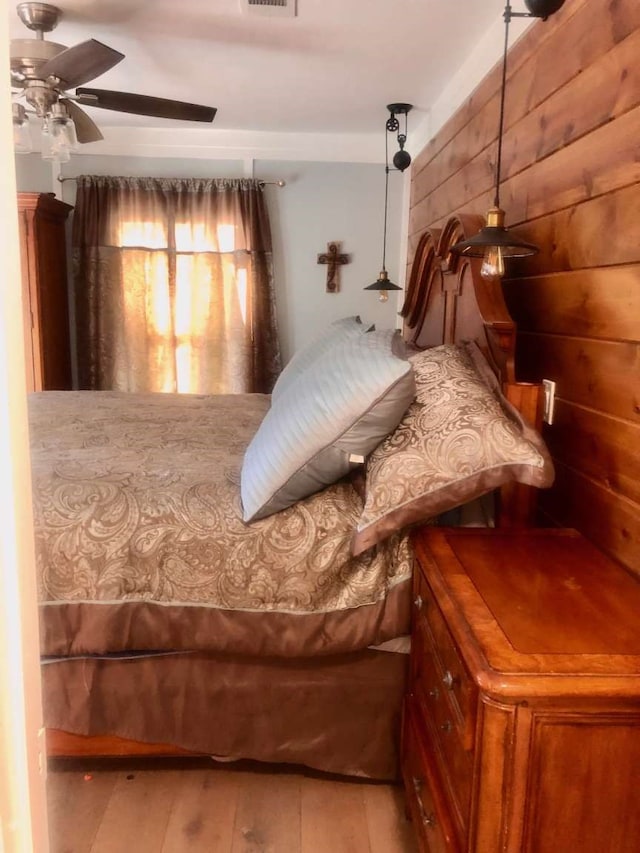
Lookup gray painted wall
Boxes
[14,154,53,192]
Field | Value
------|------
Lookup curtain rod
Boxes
[56,175,286,187]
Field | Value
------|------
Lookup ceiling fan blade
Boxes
[75,88,217,123]
[40,40,125,89]
[60,98,104,143]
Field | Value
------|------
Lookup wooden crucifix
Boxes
[317,241,350,293]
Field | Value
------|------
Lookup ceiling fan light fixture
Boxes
[41,102,77,163]
[10,2,218,161]
[12,102,33,153]
[41,127,69,163]
[16,2,61,34]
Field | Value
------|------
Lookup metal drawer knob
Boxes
[414,594,423,610]
[442,669,457,690]
[412,776,436,828]
[428,686,439,700]
[440,720,452,734]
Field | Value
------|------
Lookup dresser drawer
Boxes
[411,606,446,714]
[414,567,477,748]
[411,604,474,831]
[402,699,460,853]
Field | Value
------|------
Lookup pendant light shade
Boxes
[364,269,402,303]
[451,0,566,276]
[453,207,538,280]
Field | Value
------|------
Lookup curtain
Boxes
[72,175,281,394]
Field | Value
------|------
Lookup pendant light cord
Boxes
[382,127,390,272]
[494,3,512,209]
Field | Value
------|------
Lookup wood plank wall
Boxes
[408,0,640,576]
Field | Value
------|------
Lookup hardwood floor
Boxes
[46,760,418,852]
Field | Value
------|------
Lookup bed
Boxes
[31,214,553,780]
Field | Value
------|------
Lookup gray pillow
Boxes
[271,316,371,402]
[241,329,416,522]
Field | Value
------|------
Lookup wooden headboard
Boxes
[401,214,545,527]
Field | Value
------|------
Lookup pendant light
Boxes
[451,0,566,279]
[365,103,412,302]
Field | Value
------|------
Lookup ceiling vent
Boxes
[241,0,297,17]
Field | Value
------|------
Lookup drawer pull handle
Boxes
[414,594,423,610]
[442,670,457,690]
[428,686,439,700]
[412,776,436,828]
[440,720,452,734]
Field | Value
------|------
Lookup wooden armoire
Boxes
[18,192,73,392]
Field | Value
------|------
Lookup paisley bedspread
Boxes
[29,391,413,659]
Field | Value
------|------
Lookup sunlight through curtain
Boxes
[72,175,281,394]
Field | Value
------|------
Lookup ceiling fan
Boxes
[10,1,217,150]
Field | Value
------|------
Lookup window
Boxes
[118,219,249,393]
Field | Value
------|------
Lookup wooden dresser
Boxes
[403,527,640,853]
[18,192,73,392]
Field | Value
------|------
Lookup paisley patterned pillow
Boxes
[351,342,554,555]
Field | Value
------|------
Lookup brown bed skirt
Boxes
[41,648,408,781]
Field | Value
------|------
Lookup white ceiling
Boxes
[9,0,507,159]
